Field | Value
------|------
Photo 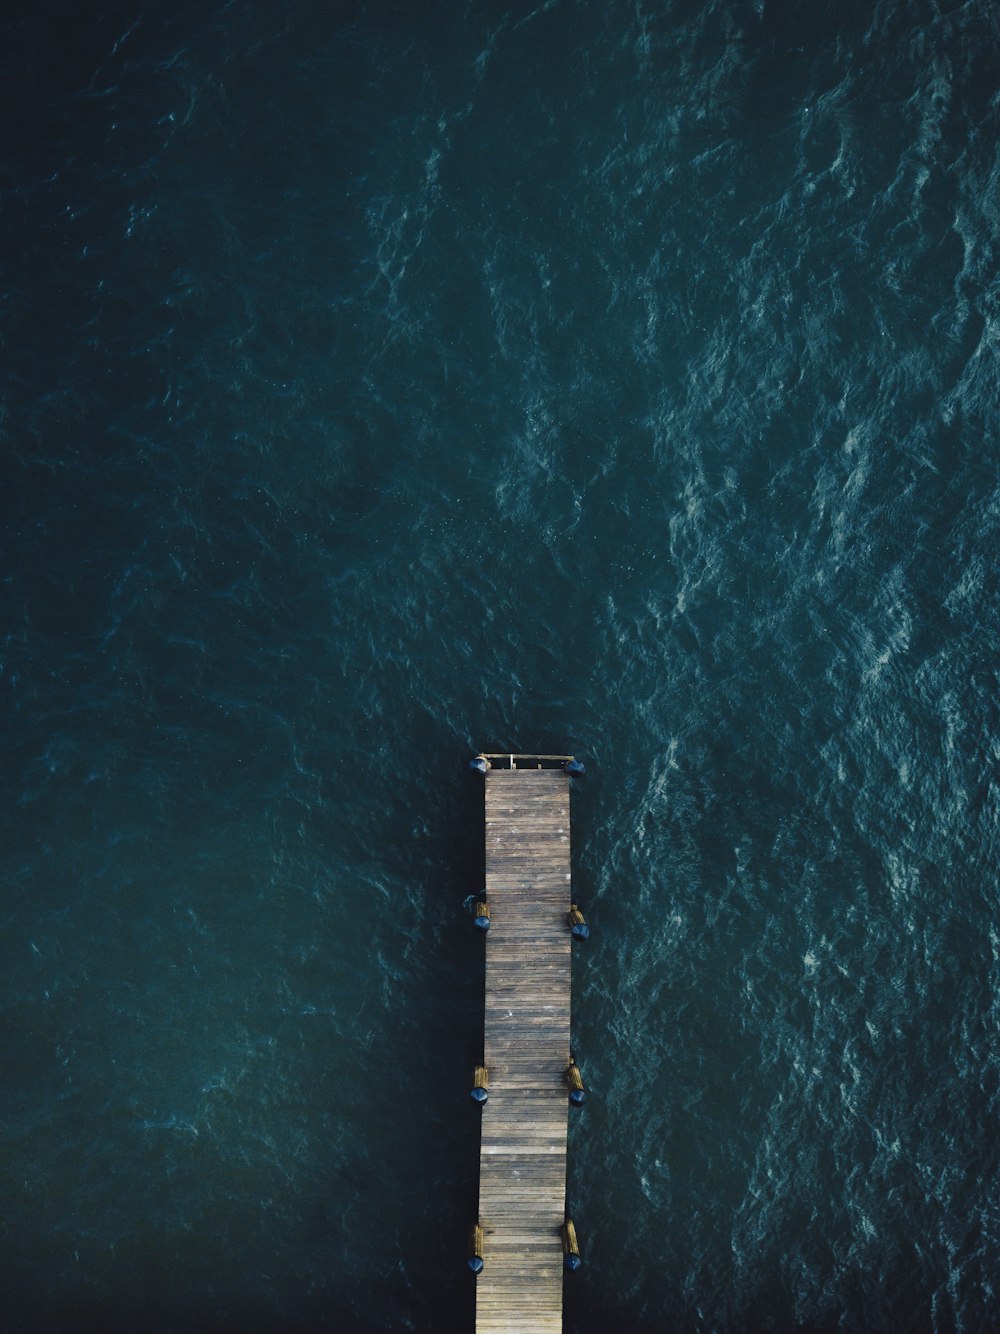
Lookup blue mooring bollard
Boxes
[470,756,489,774]
[564,758,585,776]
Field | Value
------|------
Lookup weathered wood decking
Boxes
[476,765,573,1334]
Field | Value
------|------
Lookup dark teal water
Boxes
[3,1,999,1329]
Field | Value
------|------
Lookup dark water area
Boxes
[2,1,999,1329]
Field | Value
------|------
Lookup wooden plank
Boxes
[475,766,573,1334]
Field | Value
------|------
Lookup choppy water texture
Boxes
[2,1,1000,1329]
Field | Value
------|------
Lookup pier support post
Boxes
[468,1222,484,1274]
[569,904,590,940]
[561,1219,582,1271]
[473,900,490,932]
[565,1062,586,1106]
[471,1065,489,1104]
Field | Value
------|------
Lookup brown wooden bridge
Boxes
[472,754,582,1334]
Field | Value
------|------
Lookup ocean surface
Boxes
[2,1,999,1329]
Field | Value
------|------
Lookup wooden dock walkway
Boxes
[476,761,574,1334]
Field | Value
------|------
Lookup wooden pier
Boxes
[474,756,576,1334]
